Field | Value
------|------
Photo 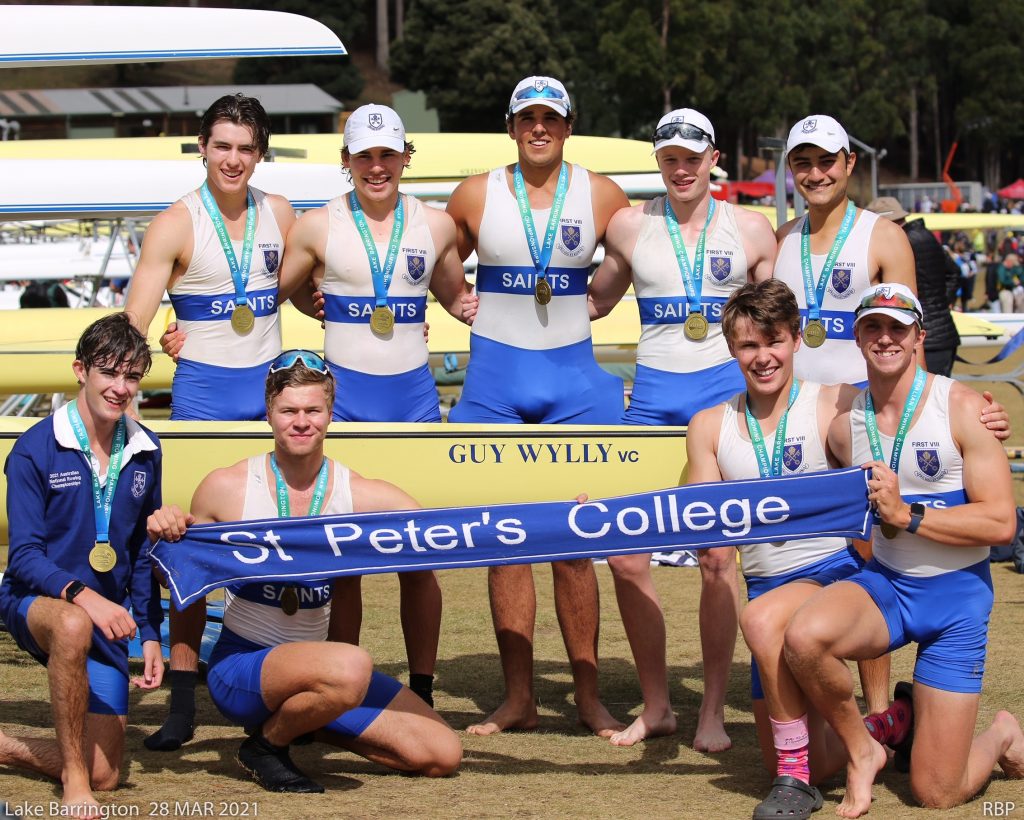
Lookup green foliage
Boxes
[392,0,573,131]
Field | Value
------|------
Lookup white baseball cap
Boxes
[344,104,406,154]
[653,108,716,153]
[854,283,924,327]
[507,76,571,119]
[786,115,850,155]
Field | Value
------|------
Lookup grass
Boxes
[1,562,1023,819]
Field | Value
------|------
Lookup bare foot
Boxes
[836,737,887,818]
[62,789,102,819]
[693,711,731,753]
[466,700,539,736]
[576,699,625,739]
[995,711,1024,779]
[609,708,677,747]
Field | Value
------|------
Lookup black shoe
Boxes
[891,681,915,773]
[753,775,823,820]
[236,735,324,793]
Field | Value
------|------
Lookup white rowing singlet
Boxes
[223,455,354,647]
[632,197,748,373]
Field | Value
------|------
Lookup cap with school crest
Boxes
[854,283,923,327]
[507,76,571,119]
[786,115,850,155]
[344,104,406,154]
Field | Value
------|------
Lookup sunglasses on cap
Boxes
[509,85,570,112]
[268,349,331,375]
[854,291,923,321]
[652,122,715,149]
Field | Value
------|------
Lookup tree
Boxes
[391,0,571,132]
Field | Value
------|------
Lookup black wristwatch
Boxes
[905,502,926,534]
[64,580,86,603]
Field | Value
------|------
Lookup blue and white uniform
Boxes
[715,382,862,697]
[0,404,163,715]
[845,376,990,693]
[774,210,879,386]
[168,187,284,421]
[449,165,623,424]
[321,193,439,422]
[626,197,749,425]
[207,455,402,736]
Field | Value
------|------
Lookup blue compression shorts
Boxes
[171,358,272,421]
[844,558,993,694]
[624,360,746,426]
[9,596,128,715]
[207,628,402,737]
[744,547,864,700]
[327,361,441,423]
[450,335,624,424]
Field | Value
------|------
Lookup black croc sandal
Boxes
[753,775,824,819]
[891,680,915,773]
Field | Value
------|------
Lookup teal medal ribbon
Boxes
[744,379,801,479]
[67,400,126,546]
[864,367,927,536]
[199,181,256,316]
[799,199,856,325]
[349,190,405,311]
[513,162,569,303]
[664,196,716,319]
[268,454,330,614]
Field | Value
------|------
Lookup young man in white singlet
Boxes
[774,115,917,387]
[271,103,472,708]
[588,108,777,749]
[446,76,629,738]
[146,351,461,793]
[783,283,1024,817]
[125,93,306,752]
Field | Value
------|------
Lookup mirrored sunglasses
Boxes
[268,349,330,375]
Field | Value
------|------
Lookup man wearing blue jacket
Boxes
[0,313,165,816]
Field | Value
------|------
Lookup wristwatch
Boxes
[905,502,926,534]
[64,580,86,603]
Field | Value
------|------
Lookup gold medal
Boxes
[280,586,299,616]
[370,306,395,335]
[684,312,709,341]
[803,319,827,348]
[880,522,900,540]
[231,304,255,335]
[535,278,552,305]
[89,542,117,573]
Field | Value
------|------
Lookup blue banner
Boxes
[151,468,872,609]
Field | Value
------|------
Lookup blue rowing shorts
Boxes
[744,547,864,700]
[450,335,623,424]
[171,358,272,421]
[207,628,402,737]
[10,596,128,715]
[845,558,993,694]
[624,360,745,426]
[327,361,441,423]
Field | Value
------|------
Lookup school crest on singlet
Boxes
[708,255,732,282]
[560,223,582,254]
[783,443,804,472]
[263,249,279,274]
[406,254,426,282]
[916,448,942,479]
[829,267,854,298]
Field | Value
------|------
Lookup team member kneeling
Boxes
[149,350,461,792]
[783,283,1024,817]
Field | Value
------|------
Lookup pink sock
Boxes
[864,695,913,746]
[771,714,810,783]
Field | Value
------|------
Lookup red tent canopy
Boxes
[998,179,1024,199]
